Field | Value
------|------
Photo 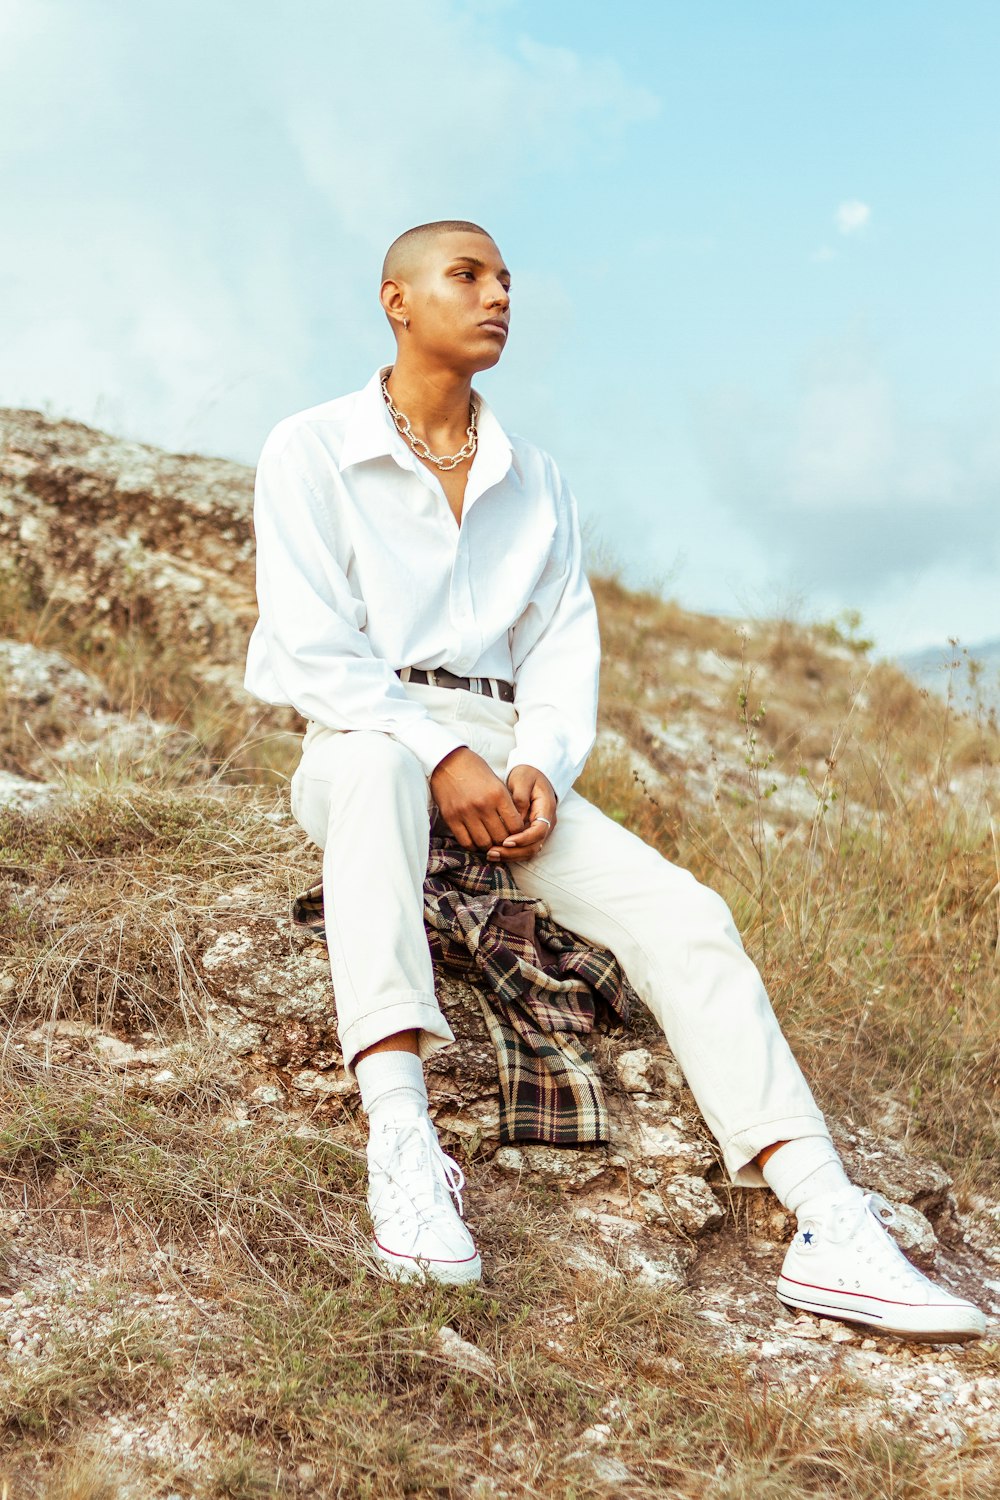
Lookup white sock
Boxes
[760,1136,860,1218]
[355,1048,429,1132]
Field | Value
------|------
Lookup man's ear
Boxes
[380,276,408,330]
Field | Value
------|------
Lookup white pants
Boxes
[289,680,832,1186]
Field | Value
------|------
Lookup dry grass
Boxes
[577,586,1000,1194]
[0,1312,170,1439]
[590,574,1000,801]
[0,786,304,1043]
[32,1446,133,1500]
[3,1061,998,1497]
[2,576,1000,1494]
[0,565,301,787]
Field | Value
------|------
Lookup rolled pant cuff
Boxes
[722,1114,835,1188]
[339,992,456,1079]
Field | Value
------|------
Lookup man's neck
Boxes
[384,355,476,450]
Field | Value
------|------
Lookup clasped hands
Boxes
[429,747,557,863]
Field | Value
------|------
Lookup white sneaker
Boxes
[777,1190,986,1343]
[366,1110,482,1285]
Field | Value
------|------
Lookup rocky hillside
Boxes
[1,408,999,1498]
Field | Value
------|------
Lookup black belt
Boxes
[395,665,515,703]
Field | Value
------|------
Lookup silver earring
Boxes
[403,316,410,330]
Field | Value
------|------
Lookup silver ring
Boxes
[535,816,552,828]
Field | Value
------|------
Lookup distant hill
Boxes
[899,637,1000,718]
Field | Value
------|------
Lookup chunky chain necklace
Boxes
[381,371,479,471]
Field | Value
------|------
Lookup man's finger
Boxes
[449,817,475,849]
[491,795,526,842]
[500,818,550,848]
[489,845,537,863]
[505,773,532,808]
[488,824,548,861]
[527,784,556,825]
[465,813,500,850]
[498,797,526,834]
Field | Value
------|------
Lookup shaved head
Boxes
[381,219,494,284]
[378,220,510,370]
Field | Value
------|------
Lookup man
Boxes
[244,219,985,1342]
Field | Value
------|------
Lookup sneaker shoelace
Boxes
[829,1190,931,1296]
[372,1113,468,1224]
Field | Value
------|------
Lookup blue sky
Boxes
[2,0,998,653]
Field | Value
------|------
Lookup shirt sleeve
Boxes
[246,426,469,777]
[503,468,601,803]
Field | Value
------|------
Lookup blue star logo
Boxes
[802,1231,814,1245]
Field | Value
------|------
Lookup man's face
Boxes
[396,232,511,371]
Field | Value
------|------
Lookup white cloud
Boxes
[690,333,1000,610]
[0,1,658,459]
[835,199,871,234]
[276,13,658,251]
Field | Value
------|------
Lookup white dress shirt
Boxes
[243,363,602,804]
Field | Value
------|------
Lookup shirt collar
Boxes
[337,363,522,483]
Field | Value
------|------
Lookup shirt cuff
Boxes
[391,716,469,778]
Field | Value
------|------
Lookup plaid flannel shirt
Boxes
[290,825,636,1146]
